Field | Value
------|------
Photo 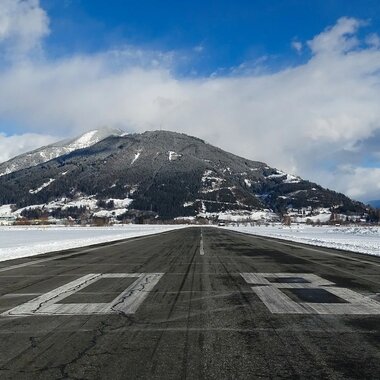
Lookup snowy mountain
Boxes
[0,130,368,222]
[0,127,124,176]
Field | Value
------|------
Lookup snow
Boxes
[129,185,139,195]
[198,209,277,222]
[285,207,334,224]
[267,171,285,179]
[0,205,13,217]
[3,196,134,220]
[283,174,301,184]
[202,170,214,179]
[168,151,181,161]
[0,128,123,177]
[60,197,98,210]
[11,204,46,217]
[293,213,331,224]
[68,130,99,150]
[175,216,196,221]
[107,198,133,208]
[266,170,301,184]
[131,150,141,165]
[201,170,225,192]
[0,166,14,176]
[39,151,48,160]
[225,225,380,257]
[244,179,252,187]
[0,225,186,262]
[90,198,133,218]
[92,209,128,218]
[29,178,55,194]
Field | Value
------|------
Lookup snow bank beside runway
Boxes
[225,225,380,257]
[0,225,186,262]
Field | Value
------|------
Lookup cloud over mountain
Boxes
[0,2,379,201]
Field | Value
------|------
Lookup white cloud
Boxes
[0,132,56,163]
[320,165,380,201]
[0,0,49,58]
[291,40,302,53]
[307,17,363,54]
[0,11,380,202]
[366,33,380,48]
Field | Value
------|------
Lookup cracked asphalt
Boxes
[0,227,379,379]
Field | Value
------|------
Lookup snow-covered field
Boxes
[0,225,186,262]
[226,225,380,257]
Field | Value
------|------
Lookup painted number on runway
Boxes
[2,273,163,316]
[241,273,380,315]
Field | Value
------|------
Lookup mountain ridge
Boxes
[0,127,124,176]
[0,130,369,223]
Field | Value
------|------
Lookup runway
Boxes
[0,227,379,379]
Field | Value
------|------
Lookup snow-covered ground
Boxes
[0,225,186,262]
[225,225,380,257]
[1,223,379,264]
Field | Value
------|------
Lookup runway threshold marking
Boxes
[241,272,380,315]
[2,271,380,317]
[2,273,163,316]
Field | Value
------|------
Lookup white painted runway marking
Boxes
[200,230,205,256]
[241,272,380,315]
[0,257,65,273]
[2,273,163,316]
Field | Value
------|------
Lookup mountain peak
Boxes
[136,129,206,142]
[0,127,124,176]
[0,129,368,222]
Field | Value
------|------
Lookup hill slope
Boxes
[0,130,367,221]
[0,127,123,176]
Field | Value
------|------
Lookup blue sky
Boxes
[41,0,380,75]
[0,0,380,201]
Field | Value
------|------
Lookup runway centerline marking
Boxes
[200,230,205,256]
[2,272,163,317]
[241,272,380,315]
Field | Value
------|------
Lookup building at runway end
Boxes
[0,130,372,225]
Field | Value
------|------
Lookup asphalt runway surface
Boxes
[0,227,379,379]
